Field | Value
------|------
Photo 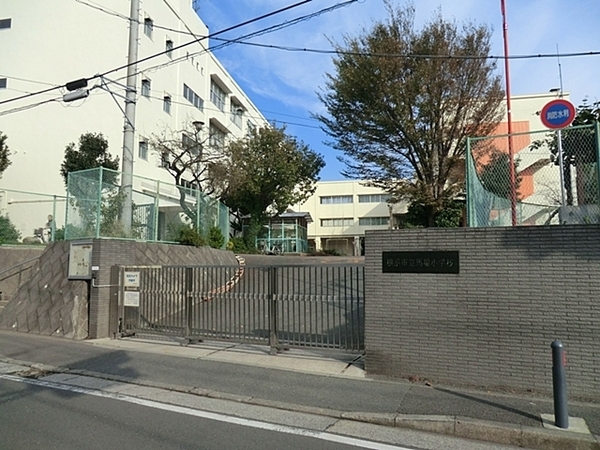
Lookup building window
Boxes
[165,39,173,58]
[209,124,226,149]
[160,152,170,168]
[0,18,11,29]
[163,95,171,114]
[321,218,354,227]
[210,80,226,112]
[138,141,148,160]
[230,102,243,128]
[359,216,389,226]
[0,78,6,89]
[141,79,151,98]
[358,194,391,203]
[246,120,256,135]
[144,17,153,38]
[182,133,201,156]
[320,195,353,204]
[183,83,203,111]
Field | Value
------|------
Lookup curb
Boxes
[1,357,599,450]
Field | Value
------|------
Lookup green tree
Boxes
[218,126,324,246]
[60,132,119,185]
[479,150,521,200]
[207,225,225,249]
[0,132,12,177]
[0,216,21,244]
[60,133,122,237]
[401,199,464,228]
[316,2,504,226]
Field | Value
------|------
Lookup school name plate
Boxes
[382,251,459,274]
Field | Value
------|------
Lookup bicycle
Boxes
[259,242,282,255]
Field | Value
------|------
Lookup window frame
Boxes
[144,17,153,39]
[210,80,227,112]
[358,193,391,203]
[163,94,171,114]
[182,133,201,156]
[209,124,226,149]
[183,83,203,111]
[165,39,173,58]
[320,195,353,205]
[359,216,389,226]
[320,218,354,227]
[138,141,148,161]
[230,102,243,128]
[141,79,151,98]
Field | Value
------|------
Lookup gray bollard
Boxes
[551,340,569,429]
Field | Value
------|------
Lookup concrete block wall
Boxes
[364,225,600,401]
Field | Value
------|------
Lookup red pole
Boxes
[501,0,517,226]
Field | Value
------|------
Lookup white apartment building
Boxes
[0,0,268,239]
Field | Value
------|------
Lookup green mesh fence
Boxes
[0,188,67,244]
[66,168,230,245]
[467,123,600,226]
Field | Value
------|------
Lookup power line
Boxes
[0,74,60,88]
[75,0,599,62]
[0,97,62,117]
[0,0,313,107]
[208,38,600,60]
[71,0,357,94]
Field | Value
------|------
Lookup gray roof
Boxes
[278,212,313,223]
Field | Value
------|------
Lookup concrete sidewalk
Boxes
[1,333,599,450]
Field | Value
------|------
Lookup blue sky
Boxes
[197,0,600,181]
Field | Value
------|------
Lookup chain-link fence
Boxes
[466,123,600,227]
[0,189,67,244]
[66,168,229,245]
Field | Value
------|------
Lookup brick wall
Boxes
[364,225,600,401]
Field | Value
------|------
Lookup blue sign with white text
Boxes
[540,99,575,129]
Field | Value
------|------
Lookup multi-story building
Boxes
[0,0,268,239]
[295,180,408,256]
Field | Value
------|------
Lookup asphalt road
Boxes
[4,330,598,434]
[0,378,393,450]
[1,373,530,450]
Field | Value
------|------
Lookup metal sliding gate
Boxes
[118,264,364,352]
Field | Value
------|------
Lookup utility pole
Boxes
[121,0,140,233]
[501,0,517,226]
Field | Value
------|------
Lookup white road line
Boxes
[0,374,415,450]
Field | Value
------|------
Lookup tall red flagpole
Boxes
[501,0,517,226]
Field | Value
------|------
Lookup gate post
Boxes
[185,266,193,340]
[551,339,569,429]
[269,266,278,354]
